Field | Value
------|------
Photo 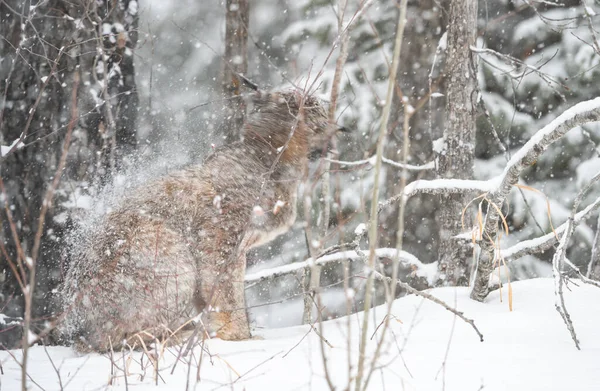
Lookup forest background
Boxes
[1,0,600,354]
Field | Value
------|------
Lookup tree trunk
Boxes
[435,0,478,286]
[222,0,249,143]
[0,0,138,348]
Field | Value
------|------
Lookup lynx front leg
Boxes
[195,252,250,340]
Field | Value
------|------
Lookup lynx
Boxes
[60,89,341,351]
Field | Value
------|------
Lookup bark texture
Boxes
[435,0,478,286]
[222,0,249,143]
[0,0,138,348]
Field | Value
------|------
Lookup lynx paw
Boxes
[209,312,251,340]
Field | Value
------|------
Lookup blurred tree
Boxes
[221,0,249,143]
[0,0,138,348]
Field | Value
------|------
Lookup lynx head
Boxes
[243,89,345,163]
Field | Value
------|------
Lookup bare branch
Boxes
[471,97,600,301]
[580,0,600,55]
[348,246,484,343]
[356,2,409,389]
[326,156,434,171]
[587,215,600,280]
[552,220,580,349]
[21,68,80,391]
[245,247,430,284]
[380,178,497,212]
[502,194,600,260]
[471,46,568,101]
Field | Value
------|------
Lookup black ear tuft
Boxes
[237,73,259,91]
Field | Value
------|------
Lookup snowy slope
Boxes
[1,278,599,391]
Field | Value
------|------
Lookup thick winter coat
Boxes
[60,90,334,351]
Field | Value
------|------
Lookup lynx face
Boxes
[246,90,344,160]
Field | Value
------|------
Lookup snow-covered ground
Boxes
[1,278,599,390]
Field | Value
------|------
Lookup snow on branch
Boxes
[380,177,499,211]
[327,156,434,171]
[502,98,600,181]
[0,136,25,158]
[403,178,498,198]
[245,247,434,284]
[245,247,483,343]
[471,97,600,300]
[383,97,600,213]
[502,194,600,260]
[0,313,22,327]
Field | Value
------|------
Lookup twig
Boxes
[245,247,427,283]
[562,256,600,289]
[363,99,414,390]
[552,222,580,349]
[350,243,483,342]
[231,351,282,385]
[471,97,600,301]
[309,2,352,386]
[434,292,458,391]
[472,46,567,101]
[1,346,47,391]
[587,215,600,280]
[501,193,600,260]
[355,2,409,390]
[369,260,484,342]
[122,350,130,391]
[21,68,80,391]
[0,48,64,163]
[550,170,600,349]
[580,0,600,55]
[326,156,434,171]
[282,324,313,359]
[43,344,64,391]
